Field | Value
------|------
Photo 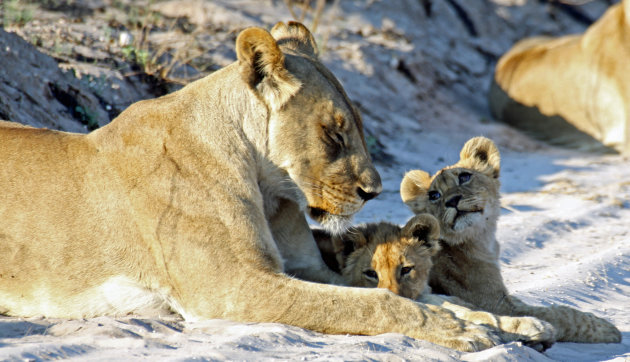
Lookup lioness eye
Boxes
[400,266,414,276]
[363,269,378,280]
[334,132,345,147]
[428,191,441,201]
[458,172,472,184]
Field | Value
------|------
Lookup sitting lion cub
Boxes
[400,136,621,343]
[313,214,557,349]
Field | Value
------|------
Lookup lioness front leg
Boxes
[420,294,556,350]
[228,274,502,352]
[270,199,346,285]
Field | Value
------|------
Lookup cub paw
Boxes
[500,316,557,343]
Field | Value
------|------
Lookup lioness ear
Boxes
[457,136,501,179]
[403,214,441,255]
[400,170,432,213]
[270,21,319,58]
[236,27,301,111]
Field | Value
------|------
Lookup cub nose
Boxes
[445,195,462,208]
[357,187,379,201]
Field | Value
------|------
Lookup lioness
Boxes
[489,0,630,154]
[0,22,501,351]
[314,214,556,350]
[400,136,622,343]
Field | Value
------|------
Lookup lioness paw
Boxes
[455,324,503,352]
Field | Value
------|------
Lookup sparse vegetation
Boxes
[3,0,34,27]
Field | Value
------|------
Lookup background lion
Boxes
[400,136,622,343]
[489,0,630,154]
[0,22,507,352]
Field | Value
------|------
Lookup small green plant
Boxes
[3,0,34,27]
[74,106,99,131]
[121,45,152,69]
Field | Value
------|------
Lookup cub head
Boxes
[236,22,381,233]
[400,137,501,245]
[313,214,441,300]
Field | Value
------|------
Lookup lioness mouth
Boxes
[308,206,352,235]
[308,207,327,220]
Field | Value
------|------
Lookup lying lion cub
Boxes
[313,214,556,349]
[0,22,505,352]
[400,136,621,343]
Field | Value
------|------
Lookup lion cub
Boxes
[400,136,621,343]
[313,214,557,349]
[314,214,440,299]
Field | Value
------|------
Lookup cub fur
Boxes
[400,136,622,343]
[314,214,557,349]
[0,22,501,352]
[314,214,441,299]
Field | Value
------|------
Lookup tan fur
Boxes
[314,215,557,349]
[489,0,630,154]
[400,136,622,343]
[0,22,505,352]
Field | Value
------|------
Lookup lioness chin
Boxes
[401,136,622,343]
[0,22,501,352]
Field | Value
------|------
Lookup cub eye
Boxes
[363,269,378,280]
[400,266,414,276]
[428,191,441,201]
[458,172,472,185]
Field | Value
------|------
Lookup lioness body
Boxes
[0,23,501,351]
[314,215,556,349]
[400,137,622,343]
[489,0,630,153]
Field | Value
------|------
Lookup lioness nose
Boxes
[446,195,462,208]
[357,187,379,201]
[357,167,382,201]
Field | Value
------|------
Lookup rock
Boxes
[0,28,108,132]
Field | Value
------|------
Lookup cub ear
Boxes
[400,170,432,213]
[457,136,500,179]
[236,26,301,111]
[270,21,319,58]
[402,214,441,255]
[311,227,344,273]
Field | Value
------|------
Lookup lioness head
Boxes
[235,22,381,233]
[400,137,501,245]
[313,214,441,299]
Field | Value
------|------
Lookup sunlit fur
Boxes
[400,137,621,343]
[401,136,501,248]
